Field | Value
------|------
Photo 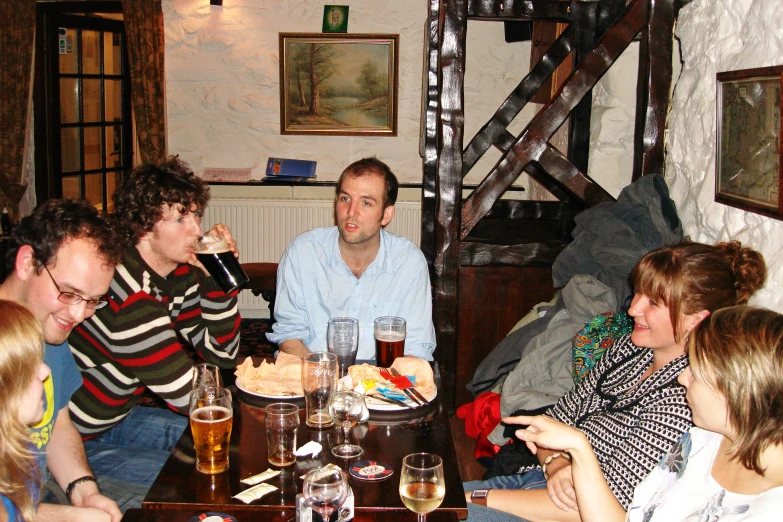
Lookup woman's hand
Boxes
[546,463,578,511]
[502,415,589,455]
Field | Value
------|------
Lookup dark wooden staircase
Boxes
[421,0,686,408]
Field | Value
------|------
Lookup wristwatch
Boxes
[470,489,490,506]
[542,452,572,480]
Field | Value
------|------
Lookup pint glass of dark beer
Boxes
[191,231,249,293]
[190,387,233,474]
[374,316,406,367]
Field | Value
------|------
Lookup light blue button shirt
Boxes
[266,227,436,361]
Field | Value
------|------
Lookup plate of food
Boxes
[348,357,437,411]
[234,354,304,399]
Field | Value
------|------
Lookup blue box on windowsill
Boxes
[265,157,317,178]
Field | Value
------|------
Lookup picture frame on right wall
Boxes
[715,65,783,220]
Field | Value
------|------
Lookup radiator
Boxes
[202,198,422,317]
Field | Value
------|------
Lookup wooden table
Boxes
[124,507,460,522]
[143,374,468,520]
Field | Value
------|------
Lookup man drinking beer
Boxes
[267,157,436,361]
[68,157,242,495]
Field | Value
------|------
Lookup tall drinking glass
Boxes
[192,362,222,391]
[189,388,233,474]
[303,467,348,521]
[399,453,445,522]
[328,390,365,458]
[374,316,406,367]
[265,403,299,467]
[327,317,359,377]
[302,352,338,428]
[191,230,249,293]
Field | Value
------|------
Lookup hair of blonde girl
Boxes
[0,299,45,521]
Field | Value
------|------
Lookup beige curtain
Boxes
[0,0,36,218]
[122,0,167,164]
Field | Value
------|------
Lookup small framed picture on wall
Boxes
[323,6,349,33]
[716,65,783,220]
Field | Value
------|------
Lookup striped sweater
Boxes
[68,247,241,437]
[546,333,693,509]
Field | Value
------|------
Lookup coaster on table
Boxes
[349,460,394,481]
[187,513,237,522]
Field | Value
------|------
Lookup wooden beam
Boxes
[432,0,468,411]
[460,0,649,240]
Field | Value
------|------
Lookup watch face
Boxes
[472,489,489,499]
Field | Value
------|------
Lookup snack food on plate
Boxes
[347,356,435,399]
[235,352,304,396]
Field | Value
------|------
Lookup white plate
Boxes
[235,377,304,399]
[366,388,437,411]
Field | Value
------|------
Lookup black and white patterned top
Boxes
[546,333,693,509]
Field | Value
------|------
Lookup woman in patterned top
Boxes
[515,306,783,522]
[465,241,766,522]
[0,300,51,522]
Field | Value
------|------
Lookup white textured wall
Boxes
[162,1,534,186]
[667,0,783,312]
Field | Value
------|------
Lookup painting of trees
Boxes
[280,33,399,136]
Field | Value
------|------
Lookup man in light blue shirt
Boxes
[267,158,436,361]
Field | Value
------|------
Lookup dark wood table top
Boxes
[143,377,467,520]
[124,507,460,522]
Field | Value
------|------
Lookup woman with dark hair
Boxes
[465,241,766,522]
[514,306,783,521]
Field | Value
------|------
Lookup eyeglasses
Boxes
[43,266,109,310]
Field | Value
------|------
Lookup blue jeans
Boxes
[463,469,546,522]
[84,407,188,488]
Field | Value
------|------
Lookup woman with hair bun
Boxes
[0,300,51,522]
[515,305,783,521]
[465,241,767,522]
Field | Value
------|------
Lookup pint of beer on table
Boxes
[190,388,233,474]
[374,316,406,367]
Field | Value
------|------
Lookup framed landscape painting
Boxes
[716,65,783,220]
[279,33,399,136]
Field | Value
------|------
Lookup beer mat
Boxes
[186,513,237,522]
[366,388,437,411]
[349,460,394,481]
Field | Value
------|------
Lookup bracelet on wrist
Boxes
[65,475,99,504]
[542,452,572,480]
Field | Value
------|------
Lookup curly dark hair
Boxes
[112,156,210,249]
[3,199,124,280]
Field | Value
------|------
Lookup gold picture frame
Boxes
[716,65,783,220]
[279,33,399,136]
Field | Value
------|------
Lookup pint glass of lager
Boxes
[190,387,233,474]
[191,231,249,293]
[302,352,338,428]
[374,316,406,367]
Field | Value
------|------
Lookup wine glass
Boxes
[303,466,348,521]
[328,390,365,458]
[399,453,445,522]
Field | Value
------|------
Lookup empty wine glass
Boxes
[328,390,365,458]
[303,466,348,521]
[399,453,445,522]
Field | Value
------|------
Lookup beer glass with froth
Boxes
[302,352,338,428]
[191,230,249,293]
[327,317,359,377]
[189,387,233,474]
[374,316,406,367]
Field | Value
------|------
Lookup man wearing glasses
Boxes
[68,157,241,499]
[0,199,126,521]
